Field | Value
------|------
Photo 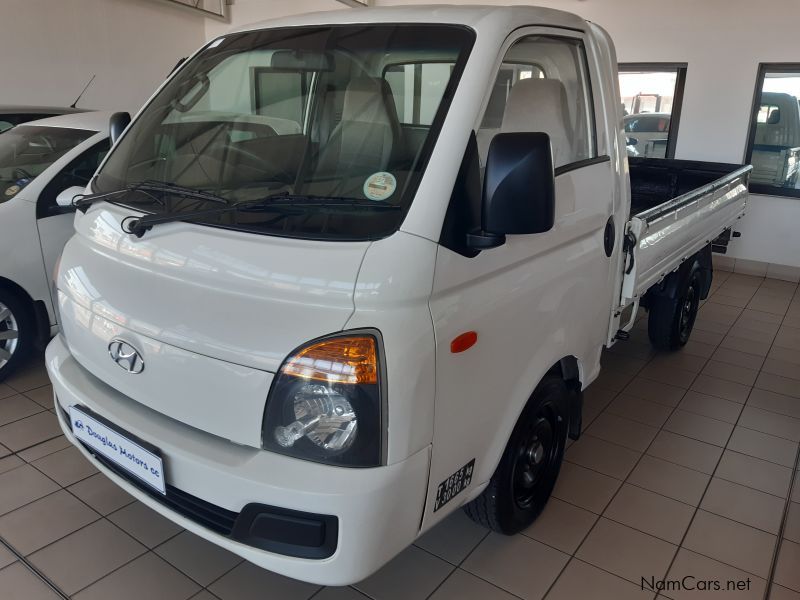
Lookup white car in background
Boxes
[624,112,671,158]
[0,111,112,381]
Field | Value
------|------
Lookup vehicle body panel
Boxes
[0,112,111,329]
[622,168,750,305]
[45,5,752,586]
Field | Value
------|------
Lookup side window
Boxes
[618,64,687,159]
[745,64,800,196]
[38,139,111,218]
[477,35,595,169]
[384,62,454,126]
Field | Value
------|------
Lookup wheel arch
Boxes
[0,277,49,346]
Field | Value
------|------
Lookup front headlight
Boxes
[262,332,384,467]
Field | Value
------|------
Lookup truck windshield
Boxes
[1,125,94,201]
[93,25,474,240]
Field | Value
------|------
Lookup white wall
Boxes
[365,0,800,266]
[0,0,207,114]
[205,0,342,39]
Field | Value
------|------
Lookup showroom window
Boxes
[619,63,687,159]
[745,64,800,197]
[384,62,454,126]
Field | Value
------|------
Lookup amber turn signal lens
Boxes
[280,336,379,384]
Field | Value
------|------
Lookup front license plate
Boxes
[69,405,166,495]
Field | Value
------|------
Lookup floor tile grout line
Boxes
[655,275,788,600]
[64,518,154,596]
[561,431,792,502]
[0,534,71,599]
[761,279,800,600]
[0,406,49,429]
[594,279,782,597]
[198,557,249,596]
[540,343,665,599]
[596,328,722,598]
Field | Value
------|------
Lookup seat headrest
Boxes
[501,78,571,134]
[501,78,573,166]
[342,77,399,128]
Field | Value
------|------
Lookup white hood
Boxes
[56,204,370,446]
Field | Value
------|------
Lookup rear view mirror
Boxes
[270,50,334,72]
[467,132,555,249]
[56,185,86,209]
[109,112,131,145]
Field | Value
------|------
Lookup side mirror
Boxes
[55,185,87,209]
[467,132,555,249]
[109,112,131,145]
[626,136,639,146]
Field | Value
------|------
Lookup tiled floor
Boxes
[0,269,799,599]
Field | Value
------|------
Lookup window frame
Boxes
[37,138,110,219]
[744,62,800,199]
[477,30,600,172]
[381,61,456,127]
[618,62,687,160]
[250,66,314,130]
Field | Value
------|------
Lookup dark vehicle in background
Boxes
[0,106,85,133]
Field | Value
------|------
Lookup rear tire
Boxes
[464,374,568,534]
[0,289,35,383]
[647,261,702,351]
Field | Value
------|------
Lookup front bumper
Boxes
[46,335,431,586]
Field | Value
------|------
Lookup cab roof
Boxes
[231,5,588,37]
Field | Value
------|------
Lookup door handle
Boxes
[603,216,615,257]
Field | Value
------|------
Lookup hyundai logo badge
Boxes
[108,339,144,374]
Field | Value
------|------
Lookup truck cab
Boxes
[46,6,749,585]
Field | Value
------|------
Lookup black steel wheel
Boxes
[464,374,568,534]
[648,261,702,351]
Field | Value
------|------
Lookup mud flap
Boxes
[567,383,583,441]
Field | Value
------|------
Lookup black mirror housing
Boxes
[468,132,555,249]
[109,112,131,145]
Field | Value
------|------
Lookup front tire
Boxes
[464,374,568,534]
[647,261,702,351]
[0,289,34,383]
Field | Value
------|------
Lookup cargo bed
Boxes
[618,157,752,309]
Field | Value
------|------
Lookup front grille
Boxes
[84,442,239,535]
[60,404,239,536]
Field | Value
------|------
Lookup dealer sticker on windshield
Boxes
[69,405,166,494]
[434,459,475,512]
[363,172,397,201]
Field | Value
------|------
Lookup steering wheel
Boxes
[12,167,33,181]
[222,144,292,184]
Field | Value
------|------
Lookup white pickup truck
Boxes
[46,6,751,585]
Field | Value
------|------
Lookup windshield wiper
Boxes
[74,180,228,213]
[123,193,400,238]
